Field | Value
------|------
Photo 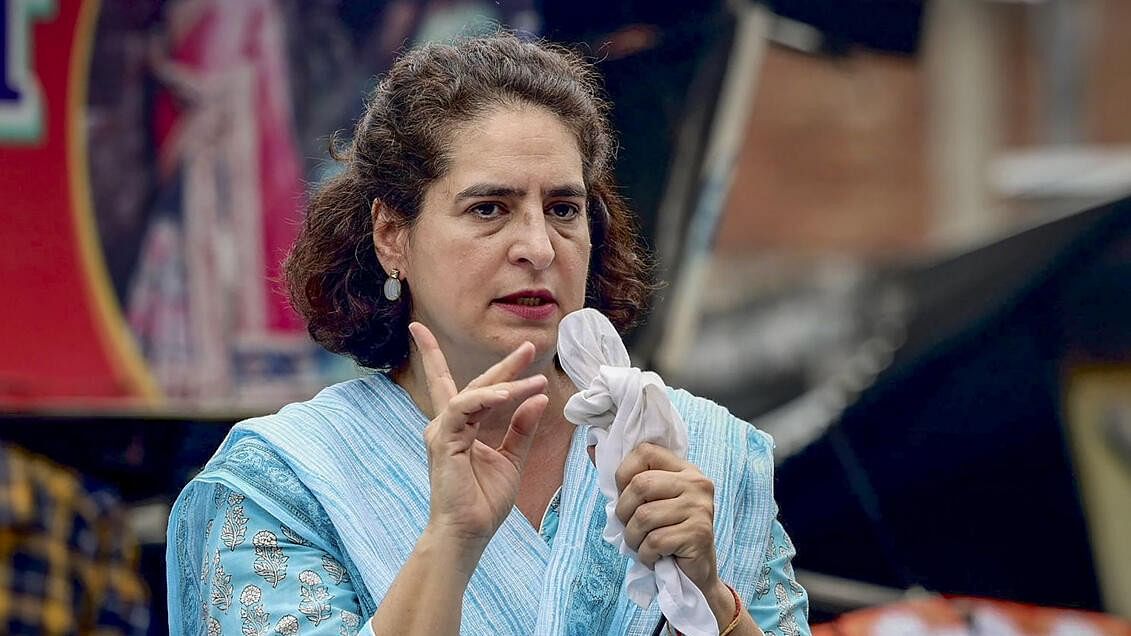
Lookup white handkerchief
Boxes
[558,308,718,636]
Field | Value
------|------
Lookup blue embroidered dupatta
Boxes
[167,374,776,635]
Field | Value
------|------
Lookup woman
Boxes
[167,33,809,635]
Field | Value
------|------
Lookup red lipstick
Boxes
[492,289,558,321]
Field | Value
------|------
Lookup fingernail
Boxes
[495,389,510,399]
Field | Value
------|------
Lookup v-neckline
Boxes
[373,372,593,548]
[501,422,592,549]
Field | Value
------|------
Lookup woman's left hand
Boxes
[614,443,722,594]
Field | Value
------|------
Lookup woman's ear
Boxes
[371,199,408,276]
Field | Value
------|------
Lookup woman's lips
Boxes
[492,289,557,320]
[492,300,558,321]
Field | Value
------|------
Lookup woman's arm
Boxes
[615,443,808,636]
[703,579,763,636]
[366,527,481,634]
[694,519,811,636]
[368,324,549,634]
[746,519,810,636]
[198,484,366,635]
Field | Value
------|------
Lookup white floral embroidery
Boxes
[239,584,271,636]
[222,501,250,551]
[201,548,212,583]
[298,569,333,626]
[339,609,361,636]
[298,570,321,586]
[252,530,289,588]
[211,551,234,612]
[775,582,802,636]
[321,554,349,586]
[240,585,263,606]
[208,616,223,636]
[280,524,313,547]
[755,534,773,599]
[777,537,805,599]
[274,615,300,635]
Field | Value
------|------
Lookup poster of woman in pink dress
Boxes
[122,0,314,405]
[81,0,537,409]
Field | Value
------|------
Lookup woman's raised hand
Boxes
[408,322,549,554]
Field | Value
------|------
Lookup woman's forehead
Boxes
[440,107,585,194]
[450,106,580,154]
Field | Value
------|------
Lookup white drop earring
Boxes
[383,269,402,301]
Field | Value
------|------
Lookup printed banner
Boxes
[0,0,381,410]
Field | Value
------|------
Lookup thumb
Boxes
[496,394,548,472]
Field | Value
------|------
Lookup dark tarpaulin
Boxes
[775,196,1131,616]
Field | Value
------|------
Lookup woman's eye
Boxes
[469,203,504,219]
[547,203,580,220]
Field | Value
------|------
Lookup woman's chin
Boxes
[487,327,559,362]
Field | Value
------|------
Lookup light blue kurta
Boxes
[168,373,810,635]
[192,482,806,635]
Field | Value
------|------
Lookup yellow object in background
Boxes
[1066,367,1131,620]
[0,444,150,635]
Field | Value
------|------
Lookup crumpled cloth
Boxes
[557,308,717,636]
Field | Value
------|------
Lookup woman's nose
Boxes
[507,209,555,270]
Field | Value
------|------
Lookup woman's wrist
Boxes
[418,524,487,581]
[371,526,483,634]
[704,577,739,631]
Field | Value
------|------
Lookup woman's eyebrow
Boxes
[454,183,587,201]
[454,184,523,201]
[546,184,587,199]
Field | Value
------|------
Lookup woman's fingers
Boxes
[636,526,692,569]
[411,322,542,416]
[436,387,510,433]
[611,451,719,582]
[496,394,550,472]
[634,515,717,569]
[439,375,548,435]
[466,340,537,390]
[614,469,687,524]
[614,443,688,493]
[616,470,714,552]
[622,499,690,552]
[408,322,458,410]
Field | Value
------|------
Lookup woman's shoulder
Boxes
[169,461,378,625]
[201,373,426,533]
[230,373,418,442]
[276,373,400,421]
[196,436,337,546]
[667,386,774,458]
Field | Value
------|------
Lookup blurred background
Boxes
[2,0,1131,633]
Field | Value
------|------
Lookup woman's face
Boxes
[392,105,592,374]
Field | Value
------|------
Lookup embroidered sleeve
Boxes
[747,519,811,636]
[198,484,372,635]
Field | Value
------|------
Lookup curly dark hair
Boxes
[284,33,655,371]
